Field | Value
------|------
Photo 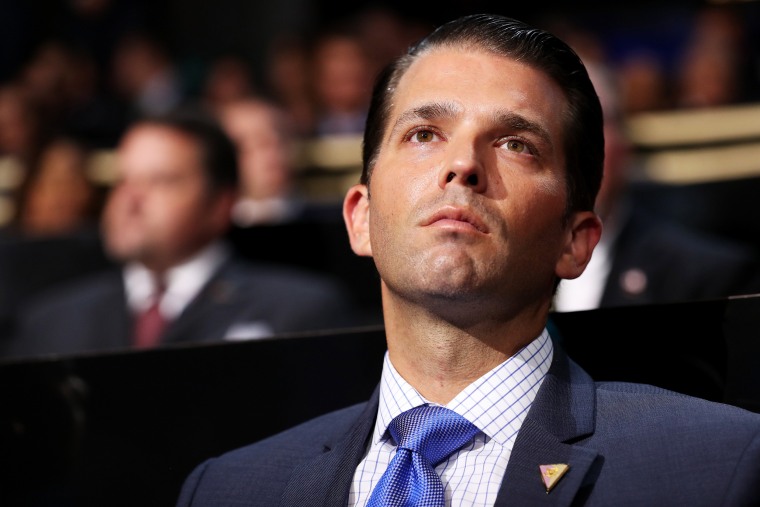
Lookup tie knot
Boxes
[389,405,480,467]
[153,275,167,297]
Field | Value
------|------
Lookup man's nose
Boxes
[437,140,487,193]
[111,181,145,210]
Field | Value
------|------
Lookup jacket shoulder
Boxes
[580,383,760,504]
[177,401,368,506]
[595,381,760,432]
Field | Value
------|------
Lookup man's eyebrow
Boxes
[493,111,553,149]
[387,102,555,150]
[389,101,461,138]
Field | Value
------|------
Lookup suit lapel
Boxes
[279,387,380,506]
[495,346,600,506]
[161,260,239,345]
[95,272,132,350]
[275,345,602,506]
[495,419,598,506]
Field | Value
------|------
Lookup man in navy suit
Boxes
[6,109,358,358]
[177,14,760,505]
[553,62,760,312]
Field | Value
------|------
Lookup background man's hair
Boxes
[135,106,239,193]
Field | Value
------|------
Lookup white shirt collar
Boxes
[373,329,554,446]
[124,242,230,319]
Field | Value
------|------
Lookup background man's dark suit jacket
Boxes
[600,208,760,307]
[5,254,360,358]
[177,344,760,506]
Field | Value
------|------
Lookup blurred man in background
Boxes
[552,62,760,311]
[217,97,307,226]
[5,108,359,358]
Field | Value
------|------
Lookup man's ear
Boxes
[555,211,602,280]
[211,188,237,231]
[343,184,372,257]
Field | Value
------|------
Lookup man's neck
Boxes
[381,291,549,405]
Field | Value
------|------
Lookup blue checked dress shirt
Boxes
[349,329,554,506]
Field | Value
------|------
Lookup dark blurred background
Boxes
[4,1,759,101]
[2,0,759,344]
[3,2,760,505]
[2,0,760,361]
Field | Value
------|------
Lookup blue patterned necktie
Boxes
[367,405,480,507]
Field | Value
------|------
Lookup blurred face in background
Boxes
[313,35,372,114]
[0,85,39,159]
[102,124,233,272]
[219,100,293,200]
[21,138,97,235]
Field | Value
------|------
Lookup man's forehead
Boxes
[393,48,556,103]
[387,48,566,132]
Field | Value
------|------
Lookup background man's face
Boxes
[103,124,229,271]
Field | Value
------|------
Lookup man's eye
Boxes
[506,139,527,153]
[413,130,436,143]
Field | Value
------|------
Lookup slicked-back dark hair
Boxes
[361,14,604,216]
[135,106,239,194]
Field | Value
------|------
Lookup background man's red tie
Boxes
[133,284,167,349]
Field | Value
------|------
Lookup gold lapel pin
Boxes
[539,463,569,493]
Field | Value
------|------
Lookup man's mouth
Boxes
[421,206,489,233]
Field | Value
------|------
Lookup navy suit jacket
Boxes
[176,345,760,506]
[601,208,760,307]
[6,254,361,358]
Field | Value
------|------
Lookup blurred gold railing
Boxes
[626,102,760,184]
[3,102,760,226]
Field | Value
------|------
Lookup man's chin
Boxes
[105,243,150,264]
